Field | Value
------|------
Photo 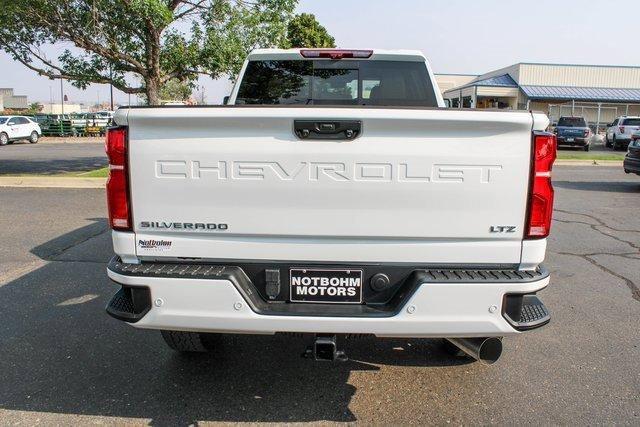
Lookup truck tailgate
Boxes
[120,107,537,264]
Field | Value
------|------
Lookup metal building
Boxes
[0,88,29,111]
[437,63,640,129]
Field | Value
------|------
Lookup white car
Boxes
[0,116,42,146]
[605,116,640,150]
[104,49,555,365]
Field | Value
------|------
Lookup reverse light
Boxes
[526,133,556,238]
[105,126,131,230]
[300,49,373,59]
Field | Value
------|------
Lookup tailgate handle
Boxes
[294,120,361,141]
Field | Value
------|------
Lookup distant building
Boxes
[434,74,478,94]
[40,103,86,114]
[0,88,29,110]
[436,63,640,128]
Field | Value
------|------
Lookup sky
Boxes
[1,0,638,106]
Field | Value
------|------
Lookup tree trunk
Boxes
[144,29,162,105]
[145,77,161,105]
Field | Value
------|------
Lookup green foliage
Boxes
[159,78,194,101]
[0,0,300,104]
[27,102,44,114]
[286,13,335,48]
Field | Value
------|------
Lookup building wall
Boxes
[0,88,29,110]
[518,63,640,88]
[5,95,28,109]
[40,103,84,114]
[476,87,519,98]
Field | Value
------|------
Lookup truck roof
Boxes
[248,48,427,62]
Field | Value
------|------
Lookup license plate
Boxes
[290,268,363,304]
[567,138,574,142]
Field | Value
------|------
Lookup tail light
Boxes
[583,129,590,137]
[526,132,556,238]
[300,49,373,59]
[619,126,625,134]
[105,126,131,230]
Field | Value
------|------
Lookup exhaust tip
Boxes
[477,337,502,364]
[445,337,503,365]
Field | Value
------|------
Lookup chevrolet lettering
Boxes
[156,160,503,184]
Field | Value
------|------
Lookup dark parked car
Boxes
[623,131,640,176]
[553,116,591,151]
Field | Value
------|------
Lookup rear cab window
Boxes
[236,59,438,107]
[557,117,587,127]
[621,118,640,126]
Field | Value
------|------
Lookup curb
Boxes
[0,176,106,189]
[555,160,623,166]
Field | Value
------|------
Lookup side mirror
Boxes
[443,99,451,108]
[222,96,230,105]
[7,121,16,126]
[551,123,557,127]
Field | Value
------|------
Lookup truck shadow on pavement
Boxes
[0,220,471,425]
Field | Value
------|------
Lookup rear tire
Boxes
[29,131,39,144]
[583,144,590,151]
[605,134,611,148]
[0,132,8,146]
[612,136,618,150]
[161,330,218,353]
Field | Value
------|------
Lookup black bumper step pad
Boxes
[419,267,546,283]
[106,286,151,323]
[503,294,550,331]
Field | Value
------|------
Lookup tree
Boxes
[0,0,297,105]
[27,102,44,114]
[286,13,335,48]
[159,78,194,102]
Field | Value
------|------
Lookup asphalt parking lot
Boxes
[0,166,638,425]
[0,140,106,175]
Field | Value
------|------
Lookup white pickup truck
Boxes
[105,49,556,364]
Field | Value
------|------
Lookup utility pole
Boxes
[60,78,64,116]
[109,65,114,111]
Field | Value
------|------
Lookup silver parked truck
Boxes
[105,49,556,364]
